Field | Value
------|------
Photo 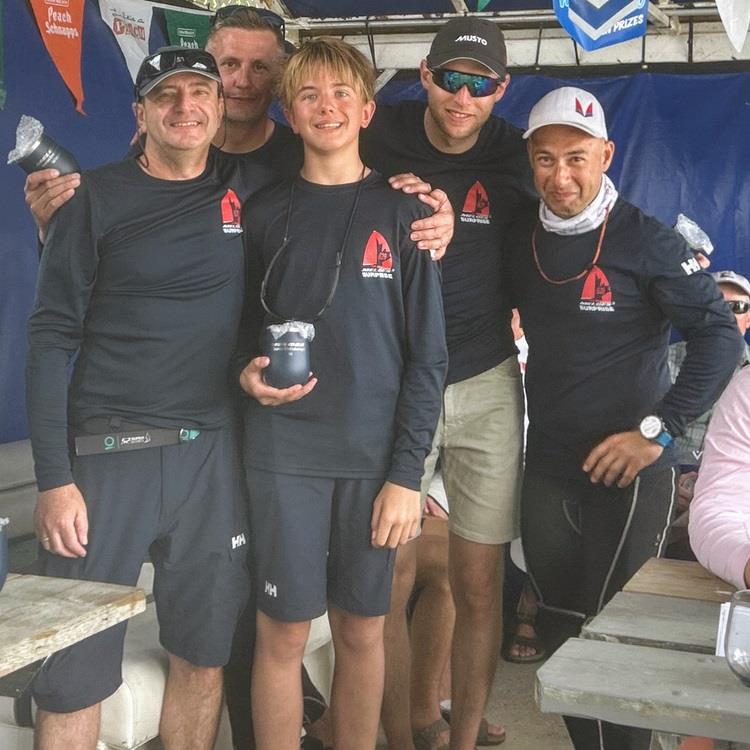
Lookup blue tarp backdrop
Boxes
[2,0,749,443]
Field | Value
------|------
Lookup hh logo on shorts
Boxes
[361,231,394,279]
[579,265,615,312]
[460,181,491,225]
[220,189,243,235]
[231,533,246,550]
[264,580,278,598]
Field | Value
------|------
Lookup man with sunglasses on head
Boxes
[507,86,741,750]
[360,17,533,750]
[25,48,251,750]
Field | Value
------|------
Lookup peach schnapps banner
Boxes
[28,0,85,113]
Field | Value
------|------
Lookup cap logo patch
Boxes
[575,98,594,118]
[454,34,488,46]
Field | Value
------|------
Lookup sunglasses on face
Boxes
[728,300,750,314]
[429,67,501,98]
[212,5,286,38]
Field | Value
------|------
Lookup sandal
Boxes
[439,707,506,747]
[412,717,450,750]
[502,615,546,664]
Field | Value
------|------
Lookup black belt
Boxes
[74,428,200,456]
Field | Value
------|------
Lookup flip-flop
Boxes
[412,717,450,750]
[502,631,547,663]
[439,708,506,746]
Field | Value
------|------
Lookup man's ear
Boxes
[419,60,432,92]
[133,101,146,134]
[283,107,299,135]
[602,139,615,172]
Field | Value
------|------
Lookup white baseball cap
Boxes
[523,86,608,140]
[713,270,750,298]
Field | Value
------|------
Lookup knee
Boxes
[256,616,310,661]
[167,653,222,691]
[331,611,384,654]
[451,568,501,614]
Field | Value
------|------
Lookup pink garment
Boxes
[689,366,750,589]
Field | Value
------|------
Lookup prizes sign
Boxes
[29,0,85,113]
[555,0,648,52]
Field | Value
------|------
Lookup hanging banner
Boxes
[554,0,648,52]
[164,9,211,49]
[99,0,152,83]
[28,0,85,113]
[716,0,750,54]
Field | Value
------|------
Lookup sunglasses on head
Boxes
[212,5,285,38]
[429,67,501,98]
[136,48,220,98]
[728,300,750,314]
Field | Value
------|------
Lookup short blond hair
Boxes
[279,37,375,110]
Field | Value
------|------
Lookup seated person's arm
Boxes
[689,367,750,589]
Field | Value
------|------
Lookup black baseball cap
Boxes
[426,17,507,78]
[135,46,222,99]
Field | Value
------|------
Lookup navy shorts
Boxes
[247,469,396,622]
[32,426,250,713]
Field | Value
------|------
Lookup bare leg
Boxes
[381,543,418,750]
[328,606,385,750]
[252,611,310,750]
[448,534,504,750]
[35,704,100,750]
[410,519,453,739]
[160,653,223,750]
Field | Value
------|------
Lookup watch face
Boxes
[640,415,662,440]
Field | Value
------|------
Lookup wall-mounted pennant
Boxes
[554,0,648,52]
[716,0,750,54]
[99,0,152,82]
[164,9,211,49]
[28,0,85,113]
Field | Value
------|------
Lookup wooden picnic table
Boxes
[536,557,750,742]
[0,573,146,678]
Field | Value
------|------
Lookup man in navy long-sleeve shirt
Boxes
[509,86,741,750]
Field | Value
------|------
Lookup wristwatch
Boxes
[639,415,674,448]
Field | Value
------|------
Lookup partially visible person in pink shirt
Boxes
[689,365,750,589]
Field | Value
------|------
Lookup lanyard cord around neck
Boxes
[260,167,366,321]
[531,208,610,285]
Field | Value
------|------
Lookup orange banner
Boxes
[29,0,86,113]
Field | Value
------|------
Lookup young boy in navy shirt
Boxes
[237,38,448,749]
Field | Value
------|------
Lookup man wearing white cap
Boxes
[508,86,742,750]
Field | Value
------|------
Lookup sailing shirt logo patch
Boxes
[362,231,394,279]
[460,181,491,225]
[579,265,615,312]
[220,189,242,234]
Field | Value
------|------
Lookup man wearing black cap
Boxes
[361,17,532,750]
[26,48,251,750]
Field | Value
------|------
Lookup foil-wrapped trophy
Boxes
[262,321,315,389]
[7,115,80,175]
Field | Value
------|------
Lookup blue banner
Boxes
[555,0,648,52]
